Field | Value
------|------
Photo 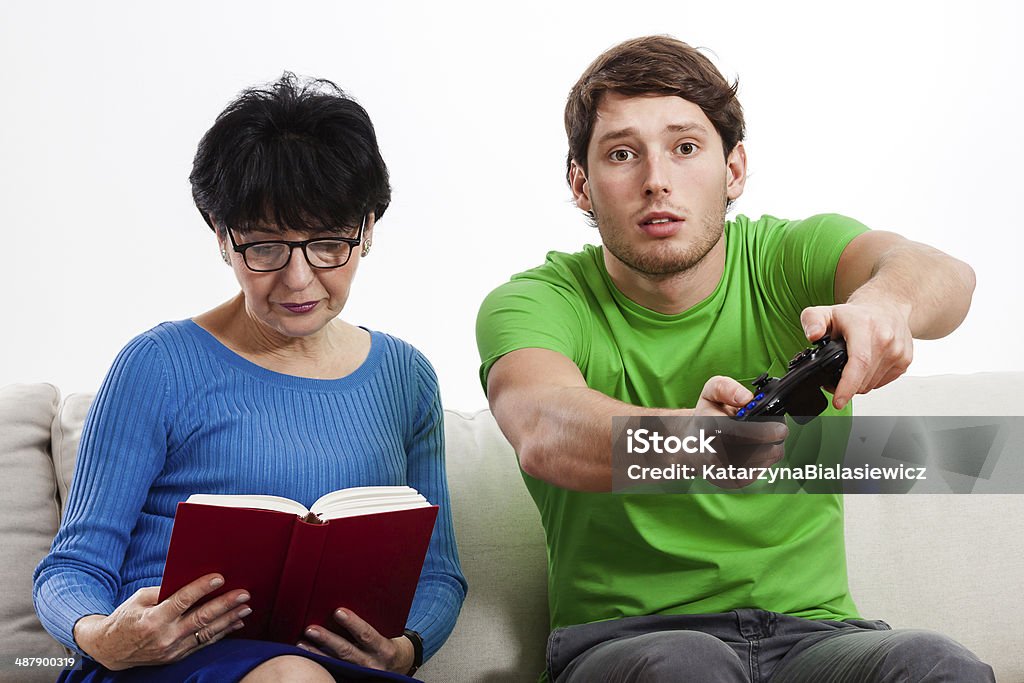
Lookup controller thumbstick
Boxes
[753,373,770,390]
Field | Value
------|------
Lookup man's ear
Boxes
[725,142,747,201]
[569,161,592,213]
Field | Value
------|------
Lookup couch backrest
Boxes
[4,375,1023,683]
[842,372,1024,683]
[0,384,72,683]
[418,410,549,682]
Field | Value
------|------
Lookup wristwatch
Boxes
[403,629,423,676]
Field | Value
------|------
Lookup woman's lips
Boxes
[280,301,319,314]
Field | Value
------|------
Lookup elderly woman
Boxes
[33,74,466,682]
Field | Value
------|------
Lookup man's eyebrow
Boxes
[595,127,640,147]
[595,122,711,147]
[666,122,711,136]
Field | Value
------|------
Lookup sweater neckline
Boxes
[181,319,384,392]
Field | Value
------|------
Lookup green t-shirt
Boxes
[476,213,870,631]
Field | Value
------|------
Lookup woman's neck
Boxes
[193,295,370,379]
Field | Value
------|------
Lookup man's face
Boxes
[571,92,746,278]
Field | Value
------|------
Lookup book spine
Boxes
[267,519,329,644]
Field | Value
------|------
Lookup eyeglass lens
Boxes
[243,239,353,271]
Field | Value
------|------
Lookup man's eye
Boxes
[677,143,697,155]
[610,149,636,162]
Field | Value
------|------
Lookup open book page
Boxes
[310,486,430,520]
[185,493,311,516]
[184,486,429,521]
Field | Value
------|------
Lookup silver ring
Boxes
[194,631,203,645]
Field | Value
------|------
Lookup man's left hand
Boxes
[297,609,415,675]
[800,300,913,410]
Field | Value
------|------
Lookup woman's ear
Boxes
[361,213,375,257]
[215,224,231,265]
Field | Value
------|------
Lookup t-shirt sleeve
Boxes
[756,213,870,317]
[475,277,588,394]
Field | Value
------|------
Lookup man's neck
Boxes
[602,237,727,315]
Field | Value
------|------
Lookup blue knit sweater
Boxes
[33,320,467,662]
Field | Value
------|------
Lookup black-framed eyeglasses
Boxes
[226,216,365,272]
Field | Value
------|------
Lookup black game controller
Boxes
[736,336,848,424]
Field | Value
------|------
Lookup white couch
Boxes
[2,374,1022,682]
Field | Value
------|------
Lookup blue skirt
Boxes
[56,639,420,683]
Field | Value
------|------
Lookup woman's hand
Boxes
[73,573,251,671]
[297,609,415,675]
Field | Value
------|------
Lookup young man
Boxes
[476,36,992,682]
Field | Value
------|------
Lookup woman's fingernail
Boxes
[236,593,250,603]
[335,609,348,621]
[210,577,224,588]
[306,627,319,639]
[238,607,252,618]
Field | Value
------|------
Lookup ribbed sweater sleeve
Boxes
[403,354,467,660]
[33,334,174,651]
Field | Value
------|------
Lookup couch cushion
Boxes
[51,392,94,512]
[845,494,1024,680]
[847,372,1024,680]
[0,383,69,675]
[418,409,549,682]
[855,371,1024,416]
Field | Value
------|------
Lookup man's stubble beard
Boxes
[594,192,728,280]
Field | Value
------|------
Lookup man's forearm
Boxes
[495,384,689,492]
[846,242,975,340]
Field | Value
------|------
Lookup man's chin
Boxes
[606,244,712,278]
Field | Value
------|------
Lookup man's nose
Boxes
[643,154,672,196]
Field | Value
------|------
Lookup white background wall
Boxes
[2,0,1021,409]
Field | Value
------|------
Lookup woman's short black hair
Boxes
[190,72,391,235]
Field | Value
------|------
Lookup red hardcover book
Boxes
[158,486,438,644]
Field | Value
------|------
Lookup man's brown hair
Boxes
[564,35,745,184]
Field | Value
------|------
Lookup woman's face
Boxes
[219,216,374,340]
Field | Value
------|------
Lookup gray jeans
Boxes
[547,610,995,682]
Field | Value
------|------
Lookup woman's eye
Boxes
[610,149,636,162]
[677,143,697,155]
[249,244,282,259]
[312,240,348,256]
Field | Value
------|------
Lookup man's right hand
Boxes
[693,375,760,416]
[73,573,250,670]
[693,375,788,487]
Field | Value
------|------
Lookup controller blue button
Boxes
[737,408,747,418]
[746,401,758,410]
[755,393,764,400]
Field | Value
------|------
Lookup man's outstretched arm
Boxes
[802,230,976,410]
[486,348,783,492]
